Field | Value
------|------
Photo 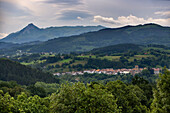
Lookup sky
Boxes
[0,0,170,39]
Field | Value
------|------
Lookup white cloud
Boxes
[77,16,84,20]
[155,11,170,16]
[93,15,170,26]
[93,15,119,24]
[0,33,8,39]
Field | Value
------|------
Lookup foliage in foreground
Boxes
[151,69,170,113]
[0,69,169,113]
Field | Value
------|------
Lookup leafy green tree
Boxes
[0,90,18,113]
[0,91,49,113]
[0,81,29,98]
[16,92,49,113]
[106,80,148,113]
[132,76,154,108]
[151,69,170,113]
[27,85,47,97]
[35,82,59,95]
[50,82,119,113]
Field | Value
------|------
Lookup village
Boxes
[53,65,161,76]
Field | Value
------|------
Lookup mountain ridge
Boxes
[0,23,169,55]
[27,23,170,53]
[1,23,105,43]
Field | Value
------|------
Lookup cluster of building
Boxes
[53,65,162,76]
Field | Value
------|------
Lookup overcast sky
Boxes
[0,0,170,39]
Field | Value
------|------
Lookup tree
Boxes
[27,85,47,97]
[50,82,119,113]
[151,68,170,113]
[106,80,148,113]
[0,91,49,113]
[132,76,154,108]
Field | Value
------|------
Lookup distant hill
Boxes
[1,23,170,54]
[1,23,105,43]
[0,41,43,52]
[0,58,59,85]
[26,23,170,53]
[89,44,143,55]
[0,42,19,49]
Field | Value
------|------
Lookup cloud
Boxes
[0,1,31,16]
[93,15,170,26]
[93,15,120,25]
[156,0,170,2]
[57,10,92,20]
[0,33,8,39]
[43,0,83,5]
[155,11,170,17]
[77,16,84,20]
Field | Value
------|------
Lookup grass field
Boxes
[70,60,87,66]
[59,59,72,63]
[77,55,96,58]
[128,55,155,62]
[99,56,121,61]
[21,59,46,65]
[144,47,170,53]
[21,61,35,65]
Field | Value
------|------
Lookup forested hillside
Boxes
[0,69,169,113]
[0,42,19,49]
[89,43,142,55]
[0,58,59,85]
[1,23,169,55]
[0,44,169,113]
[8,44,169,73]
[1,23,104,43]
[28,23,170,53]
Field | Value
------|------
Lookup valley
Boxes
[0,24,169,113]
[1,0,170,112]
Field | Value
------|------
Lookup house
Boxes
[122,71,130,74]
[77,71,84,75]
[130,65,143,76]
[53,73,61,76]
[153,68,161,75]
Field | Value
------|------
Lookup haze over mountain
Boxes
[26,23,170,53]
[1,23,105,43]
[0,23,170,55]
[0,42,19,49]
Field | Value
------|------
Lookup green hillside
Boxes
[0,58,59,85]
[8,44,169,73]
[1,23,170,55]
[0,42,19,49]
[1,23,104,43]
[89,43,143,55]
[24,23,170,53]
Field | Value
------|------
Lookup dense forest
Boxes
[0,58,59,85]
[0,44,169,112]
[13,44,169,73]
[89,43,142,55]
[0,24,170,55]
[0,69,169,113]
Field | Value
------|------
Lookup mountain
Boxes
[26,23,170,53]
[89,43,143,55]
[0,41,43,51]
[1,23,105,43]
[0,42,19,49]
[0,58,59,85]
[1,23,170,54]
